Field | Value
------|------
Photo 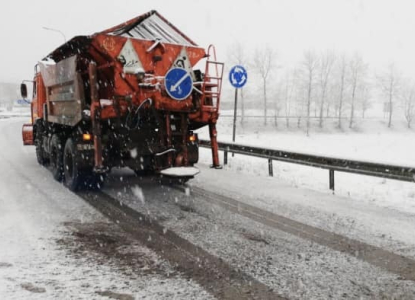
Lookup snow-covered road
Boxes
[2,116,415,299]
[0,118,212,299]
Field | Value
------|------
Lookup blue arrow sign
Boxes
[229,65,248,88]
[164,67,193,101]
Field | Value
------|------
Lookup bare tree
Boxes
[227,42,248,124]
[325,80,336,117]
[348,54,366,128]
[378,63,400,128]
[296,84,307,128]
[254,46,276,125]
[282,69,297,128]
[336,54,348,128]
[401,80,415,128]
[292,72,307,129]
[273,84,282,127]
[301,50,319,136]
[318,50,335,127]
[359,84,371,118]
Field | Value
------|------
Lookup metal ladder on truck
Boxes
[200,45,224,168]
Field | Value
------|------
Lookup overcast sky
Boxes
[1,0,415,83]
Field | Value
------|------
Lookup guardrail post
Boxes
[268,159,273,177]
[329,169,335,191]
[224,149,228,165]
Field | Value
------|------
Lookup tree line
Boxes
[227,43,415,134]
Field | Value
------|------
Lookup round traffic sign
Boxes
[229,65,248,88]
[164,68,193,101]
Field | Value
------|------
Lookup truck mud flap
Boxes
[22,123,34,145]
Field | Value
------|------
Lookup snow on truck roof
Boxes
[45,10,198,61]
[100,10,198,47]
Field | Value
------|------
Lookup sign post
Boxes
[229,65,248,152]
[233,88,238,144]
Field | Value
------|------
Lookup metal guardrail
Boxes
[199,139,415,191]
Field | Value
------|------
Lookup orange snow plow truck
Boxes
[21,10,223,190]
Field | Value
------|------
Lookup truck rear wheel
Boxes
[85,173,105,190]
[63,138,104,191]
[63,138,83,191]
[50,135,64,181]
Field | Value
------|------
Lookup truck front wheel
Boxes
[35,126,48,166]
[50,135,64,181]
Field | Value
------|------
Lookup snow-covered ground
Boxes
[197,113,415,216]
[103,168,415,299]
[0,117,213,300]
[191,164,415,259]
[2,112,415,299]
[214,112,415,165]
[0,106,30,119]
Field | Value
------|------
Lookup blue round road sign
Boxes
[164,68,193,101]
[229,65,248,88]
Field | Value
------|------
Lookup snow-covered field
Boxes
[197,112,415,216]
[0,107,30,119]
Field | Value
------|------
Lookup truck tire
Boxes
[132,156,154,177]
[85,173,105,190]
[35,138,47,165]
[63,138,83,191]
[63,138,105,191]
[35,125,48,165]
[50,135,64,181]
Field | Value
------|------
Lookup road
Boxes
[1,116,415,299]
[0,117,213,300]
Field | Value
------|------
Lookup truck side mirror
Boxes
[20,83,28,99]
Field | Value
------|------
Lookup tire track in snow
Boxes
[191,186,415,282]
[77,190,286,300]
